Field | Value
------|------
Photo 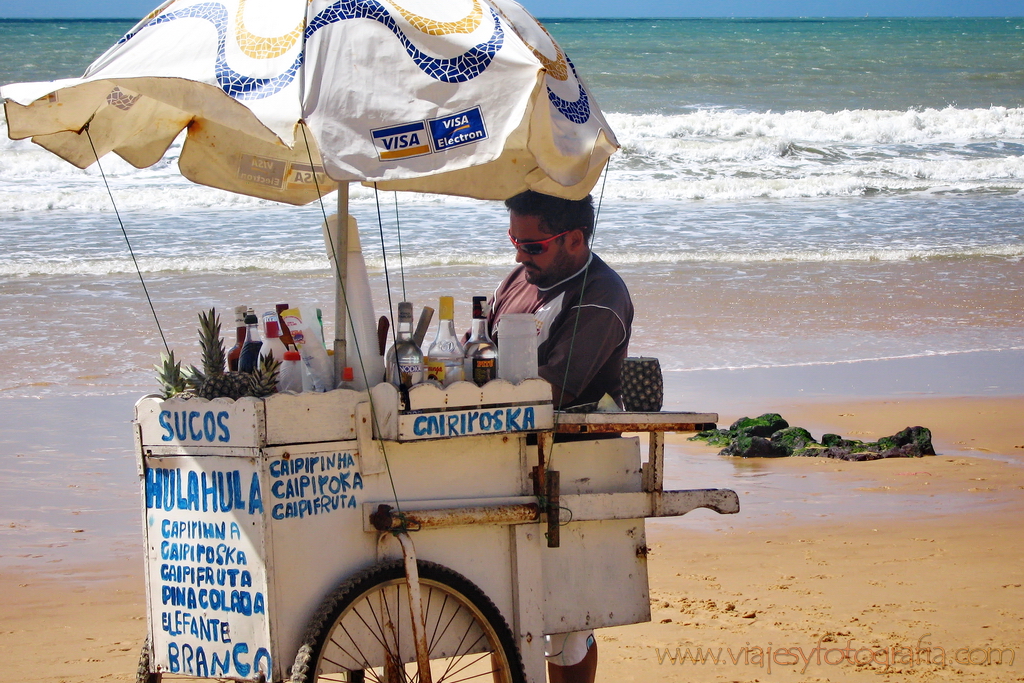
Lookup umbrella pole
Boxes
[333,182,349,386]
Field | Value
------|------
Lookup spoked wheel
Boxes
[291,560,525,683]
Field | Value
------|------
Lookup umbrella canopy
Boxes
[1,0,618,203]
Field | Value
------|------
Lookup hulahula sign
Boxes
[145,456,272,679]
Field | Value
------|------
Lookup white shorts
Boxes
[545,630,596,666]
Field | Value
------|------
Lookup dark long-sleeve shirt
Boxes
[489,253,633,408]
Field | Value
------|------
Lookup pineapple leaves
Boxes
[155,307,279,400]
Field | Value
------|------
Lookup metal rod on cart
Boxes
[369,502,541,531]
[332,182,349,385]
[396,532,434,683]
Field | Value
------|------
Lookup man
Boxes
[487,190,634,683]
[489,190,633,411]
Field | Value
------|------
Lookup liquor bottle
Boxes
[275,303,296,350]
[238,309,262,373]
[277,350,303,393]
[426,296,465,386]
[463,296,497,386]
[339,366,357,390]
[259,310,289,364]
[227,305,247,371]
[385,301,425,388]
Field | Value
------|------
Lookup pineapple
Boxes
[620,356,664,412]
[187,308,251,400]
[155,350,188,399]
[248,351,281,398]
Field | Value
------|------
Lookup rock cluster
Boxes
[690,413,935,460]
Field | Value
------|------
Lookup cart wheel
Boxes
[136,635,162,683]
[291,560,525,683]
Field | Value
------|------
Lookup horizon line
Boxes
[1,14,1022,20]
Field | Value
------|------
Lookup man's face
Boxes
[509,212,581,288]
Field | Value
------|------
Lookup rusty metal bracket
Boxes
[369,504,421,533]
[553,412,718,435]
[534,431,552,496]
[369,502,540,532]
[545,470,560,548]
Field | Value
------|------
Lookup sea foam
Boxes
[3,106,1023,209]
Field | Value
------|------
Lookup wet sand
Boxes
[1,364,1022,681]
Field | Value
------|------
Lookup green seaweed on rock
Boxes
[729,413,789,437]
[770,427,816,453]
[690,413,935,460]
[690,428,733,448]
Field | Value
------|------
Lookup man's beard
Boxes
[524,247,577,288]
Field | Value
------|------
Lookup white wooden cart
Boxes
[134,378,738,683]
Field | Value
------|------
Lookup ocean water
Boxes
[0,16,1022,397]
[1,15,1023,573]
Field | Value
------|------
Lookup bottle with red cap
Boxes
[259,310,289,365]
[227,305,247,371]
[278,350,303,393]
[339,366,357,391]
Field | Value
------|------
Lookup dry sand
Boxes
[599,396,1024,682]
[1,396,1022,682]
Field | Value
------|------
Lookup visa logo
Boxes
[372,121,431,161]
[380,133,421,150]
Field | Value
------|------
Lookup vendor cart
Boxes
[134,378,738,682]
[5,3,740,679]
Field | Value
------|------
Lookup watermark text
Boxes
[655,635,1015,674]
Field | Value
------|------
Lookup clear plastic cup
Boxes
[496,313,538,384]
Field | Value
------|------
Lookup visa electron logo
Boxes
[372,107,488,161]
[429,107,487,151]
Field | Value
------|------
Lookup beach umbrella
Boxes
[1,0,618,380]
[1,0,617,204]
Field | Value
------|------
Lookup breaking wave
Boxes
[3,106,1023,209]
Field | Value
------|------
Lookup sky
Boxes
[0,0,1021,19]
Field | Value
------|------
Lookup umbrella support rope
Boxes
[547,160,612,477]
[372,185,400,352]
[392,191,407,302]
[83,124,170,357]
[299,126,406,519]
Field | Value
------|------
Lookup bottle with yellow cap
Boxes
[425,296,465,387]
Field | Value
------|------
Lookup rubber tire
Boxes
[136,635,162,683]
[290,560,525,683]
